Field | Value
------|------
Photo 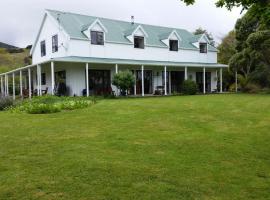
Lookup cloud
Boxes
[0,0,243,47]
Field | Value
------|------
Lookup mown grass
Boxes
[0,94,270,200]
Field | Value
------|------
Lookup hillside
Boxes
[0,42,18,49]
[0,48,30,73]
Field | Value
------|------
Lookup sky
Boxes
[0,0,243,48]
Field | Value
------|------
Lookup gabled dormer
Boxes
[82,19,108,45]
[159,30,182,51]
[124,25,148,49]
[192,34,209,53]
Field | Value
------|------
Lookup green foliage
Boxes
[242,83,261,93]
[218,31,236,65]
[0,96,13,111]
[0,48,31,73]
[24,103,61,114]
[180,0,265,10]
[112,71,135,95]
[9,96,96,114]
[227,3,270,91]
[182,80,197,95]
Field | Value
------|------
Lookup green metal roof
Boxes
[52,56,228,68]
[47,9,218,52]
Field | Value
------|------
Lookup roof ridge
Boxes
[46,9,194,35]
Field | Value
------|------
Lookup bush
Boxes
[8,96,96,114]
[25,103,61,114]
[182,80,198,95]
[0,97,14,111]
[112,71,135,96]
[242,83,261,93]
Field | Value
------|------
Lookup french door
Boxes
[88,70,111,95]
[171,71,185,93]
[135,70,153,95]
[196,72,211,93]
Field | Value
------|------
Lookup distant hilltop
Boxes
[0,42,18,49]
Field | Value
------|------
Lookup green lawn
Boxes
[1,94,270,200]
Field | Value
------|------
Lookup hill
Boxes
[0,48,31,73]
[0,42,18,49]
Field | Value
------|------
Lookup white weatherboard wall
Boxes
[32,14,69,64]
[69,39,217,64]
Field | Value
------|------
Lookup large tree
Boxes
[229,4,270,88]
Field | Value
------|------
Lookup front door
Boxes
[171,71,185,93]
[89,70,111,95]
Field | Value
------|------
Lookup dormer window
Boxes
[169,40,178,51]
[199,43,207,53]
[91,31,104,45]
[134,36,144,49]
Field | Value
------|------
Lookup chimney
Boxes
[131,16,134,25]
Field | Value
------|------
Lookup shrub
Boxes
[229,83,237,92]
[0,97,14,111]
[112,71,135,96]
[26,103,61,114]
[7,96,96,114]
[182,80,198,95]
[57,100,92,110]
[242,83,261,93]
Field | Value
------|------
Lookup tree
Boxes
[228,5,270,89]
[112,71,135,96]
[194,27,215,46]
[218,31,236,64]
[180,0,268,10]
[217,31,237,90]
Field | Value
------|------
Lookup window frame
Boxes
[134,36,145,49]
[41,73,46,85]
[169,40,179,52]
[52,34,58,53]
[40,40,46,57]
[91,31,104,45]
[199,43,208,53]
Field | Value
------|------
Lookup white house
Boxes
[0,9,227,99]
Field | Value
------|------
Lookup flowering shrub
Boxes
[8,95,96,114]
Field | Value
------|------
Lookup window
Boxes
[200,43,207,53]
[41,73,46,85]
[169,40,178,51]
[52,35,58,53]
[91,31,104,45]
[40,40,46,57]
[134,36,144,49]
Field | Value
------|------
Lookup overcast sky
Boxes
[0,0,243,48]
